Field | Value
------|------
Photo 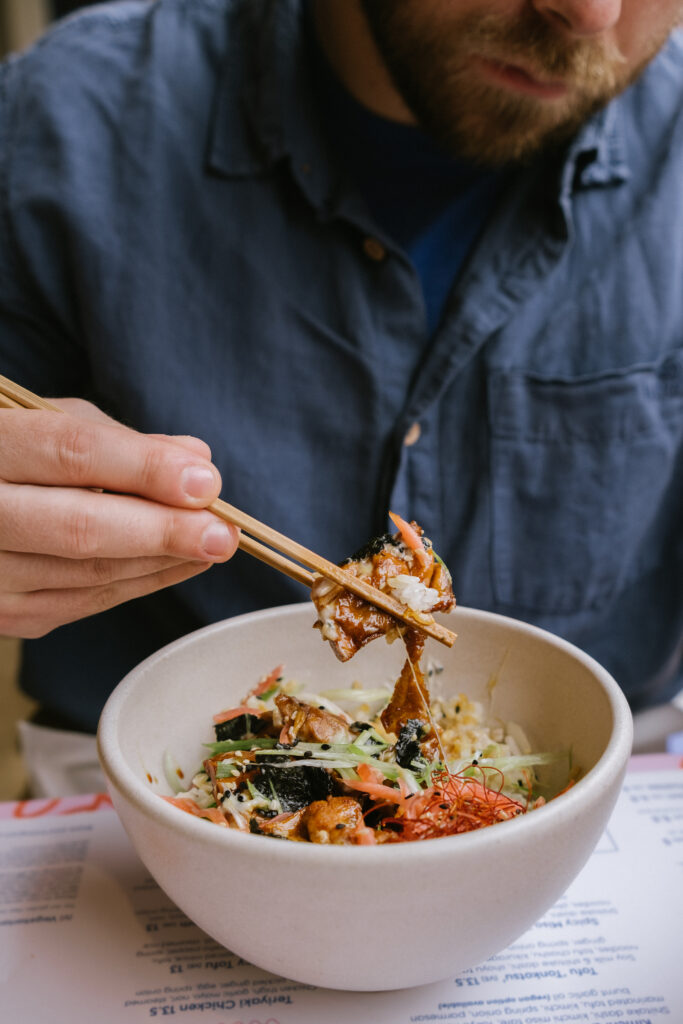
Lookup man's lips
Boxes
[476,56,570,99]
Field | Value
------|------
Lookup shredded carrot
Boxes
[389,511,433,572]
[213,705,266,725]
[382,768,526,842]
[357,762,384,785]
[247,664,284,699]
[343,777,408,805]
[389,511,424,551]
[163,796,229,827]
[213,665,283,723]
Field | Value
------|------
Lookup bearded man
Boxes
[0,0,682,791]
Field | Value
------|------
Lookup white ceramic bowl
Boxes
[98,603,632,991]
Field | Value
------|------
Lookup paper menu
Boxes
[0,760,681,1024]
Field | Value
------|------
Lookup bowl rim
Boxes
[97,603,633,863]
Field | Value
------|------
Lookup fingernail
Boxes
[201,522,233,558]
[181,465,217,500]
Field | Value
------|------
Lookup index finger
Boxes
[0,409,222,508]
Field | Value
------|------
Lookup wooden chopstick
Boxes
[0,393,22,409]
[0,374,61,411]
[0,374,457,648]
[209,499,456,647]
[237,533,314,588]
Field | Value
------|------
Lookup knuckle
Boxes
[65,507,101,558]
[91,582,120,616]
[159,511,188,555]
[86,556,117,586]
[54,422,95,483]
[139,444,168,496]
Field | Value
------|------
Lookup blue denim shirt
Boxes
[1,0,682,729]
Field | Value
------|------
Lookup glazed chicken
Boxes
[311,515,455,663]
[274,693,352,745]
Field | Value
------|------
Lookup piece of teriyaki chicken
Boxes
[311,514,455,662]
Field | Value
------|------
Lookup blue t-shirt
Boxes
[0,0,682,728]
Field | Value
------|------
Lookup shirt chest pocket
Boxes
[487,350,683,615]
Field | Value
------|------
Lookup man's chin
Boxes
[415,87,614,167]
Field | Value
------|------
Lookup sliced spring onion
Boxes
[278,757,359,772]
[448,751,567,775]
[206,737,279,754]
[318,687,392,704]
[253,746,408,783]
[348,727,390,753]
[215,762,244,779]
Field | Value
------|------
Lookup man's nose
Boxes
[531,0,622,36]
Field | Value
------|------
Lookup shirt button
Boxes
[403,421,421,447]
[362,236,386,262]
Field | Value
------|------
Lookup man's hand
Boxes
[0,399,239,638]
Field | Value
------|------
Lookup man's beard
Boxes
[361,2,668,165]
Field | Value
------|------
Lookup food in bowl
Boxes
[164,663,570,843]
[163,515,569,843]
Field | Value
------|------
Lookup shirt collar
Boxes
[207,0,339,213]
[563,99,630,193]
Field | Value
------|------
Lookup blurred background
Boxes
[0,0,109,57]
[0,0,107,800]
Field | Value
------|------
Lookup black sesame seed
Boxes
[439,803,449,810]
[303,750,313,758]
[318,706,326,710]
[472,759,478,765]
[455,705,460,714]
[335,822,346,830]
[321,743,331,750]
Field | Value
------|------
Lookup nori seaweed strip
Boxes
[214,713,269,742]
[250,764,337,812]
[344,532,395,562]
[395,719,427,769]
